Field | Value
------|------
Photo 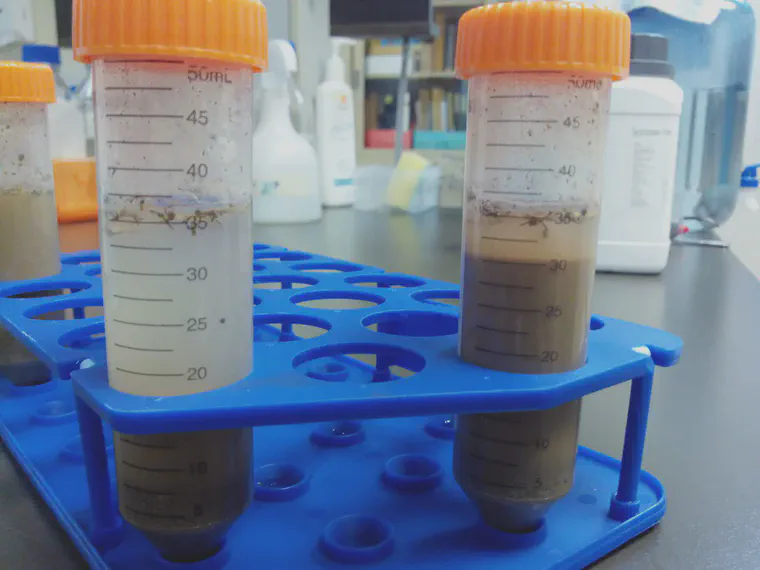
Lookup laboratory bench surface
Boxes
[3,208,760,569]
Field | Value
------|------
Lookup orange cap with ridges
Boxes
[0,62,56,104]
[73,0,268,71]
[456,2,630,80]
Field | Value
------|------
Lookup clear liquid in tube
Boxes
[101,198,252,397]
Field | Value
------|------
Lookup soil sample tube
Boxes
[0,62,61,386]
[453,2,631,532]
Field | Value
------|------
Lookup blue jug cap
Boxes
[741,165,759,188]
[21,45,61,66]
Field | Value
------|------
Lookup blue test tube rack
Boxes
[0,246,682,570]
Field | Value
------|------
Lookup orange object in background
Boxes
[53,159,98,223]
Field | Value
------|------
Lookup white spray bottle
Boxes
[317,38,358,207]
[252,40,322,224]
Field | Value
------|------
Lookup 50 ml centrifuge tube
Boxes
[0,62,61,387]
[454,2,631,532]
[73,0,268,561]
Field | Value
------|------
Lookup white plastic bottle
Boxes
[252,40,322,224]
[317,37,357,207]
[598,33,684,273]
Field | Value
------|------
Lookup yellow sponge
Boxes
[386,151,431,210]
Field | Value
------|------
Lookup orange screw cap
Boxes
[456,1,631,80]
[0,62,56,104]
[73,0,268,71]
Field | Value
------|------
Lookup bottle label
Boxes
[321,92,357,192]
[335,93,352,111]
[601,111,681,244]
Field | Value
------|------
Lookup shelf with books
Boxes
[354,0,479,211]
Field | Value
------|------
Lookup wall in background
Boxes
[32,0,56,44]
[290,0,331,137]
[15,0,86,87]
[54,0,70,45]
[262,0,289,40]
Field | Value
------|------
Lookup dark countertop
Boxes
[3,208,760,569]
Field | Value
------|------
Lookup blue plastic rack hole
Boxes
[363,310,458,337]
[412,289,461,308]
[294,343,426,384]
[254,464,309,502]
[62,253,100,266]
[254,314,331,343]
[319,515,394,564]
[6,376,56,396]
[291,261,364,273]
[59,322,106,350]
[292,290,385,311]
[254,251,312,262]
[32,399,77,425]
[425,416,457,440]
[345,274,426,288]
[254,275,319,290]
[306,362,349,382]
[311,420,365,447]
[26,299,103,321]
[1,282,92,299]
[382,454,443,493]
[578,493,598,505]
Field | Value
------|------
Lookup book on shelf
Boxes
[361,6,472,151]
[363,7,463,79]
[365,92,380,130]
[416,89,432,131]
[444,21,458,70]
[432,12,447,71]
[431,87,444,131]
